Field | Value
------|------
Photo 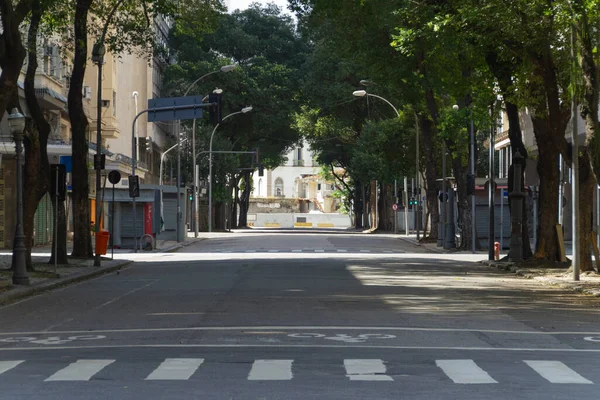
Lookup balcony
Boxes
[293,159,305,167]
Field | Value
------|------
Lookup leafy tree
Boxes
[165,4,307,228]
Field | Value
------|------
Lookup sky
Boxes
[225,0,291,14]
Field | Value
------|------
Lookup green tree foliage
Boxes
[164,3,307,228]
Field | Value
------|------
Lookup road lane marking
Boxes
[315,249,325,253]
[268,250,279,253]
[524,360,593,384]
[145,358,204,380]
[96,280,158,309]
[337,249,348,252]
[245,250,256,253]
[5,344,600,352]
[292,250,302,253]
[248,360,293,380]
[147,313,205,316]
[344,359,393,381]
[1,326,597,336]
[436,360,497,384]
[0,360,24,375]
[45,359,115,381]
[359,250,371,253]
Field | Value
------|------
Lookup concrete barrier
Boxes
[251,213,351,229]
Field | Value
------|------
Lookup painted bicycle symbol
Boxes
[0,334,106,345]
[288,333,395,343]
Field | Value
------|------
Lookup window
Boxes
[275,178,284,197]
[258,179,262,196]
[113,91,117,117]
[297,147,302,161]
[318,183,321,190]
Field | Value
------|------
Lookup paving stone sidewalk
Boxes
[399,234,600,298]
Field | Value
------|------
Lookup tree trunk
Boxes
[578,150,595,272]
[370,180,377,230]
[238,171,251,227]
[23,0,56,269]
[230,174,240,229]
[486,54,534,259]
[531,115,563,261]
[418,114,439,240]
[452,157,470,250]
[578,7,600,271]
[68,0,94,258]
[377,182,388,231]
[0,0,28,117]
[354,183,363,229]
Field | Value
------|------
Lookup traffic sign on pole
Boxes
[147,96,206,122]
[392,203,398,211]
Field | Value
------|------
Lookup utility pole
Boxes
[570,15,580,281]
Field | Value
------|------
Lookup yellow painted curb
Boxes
[317,223,334,228]
[294,222,313,227]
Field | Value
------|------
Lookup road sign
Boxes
[147,96,206,122]
[392,203,398,211]
[503,189,508,198]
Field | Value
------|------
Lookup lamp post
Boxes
[91,0,126,267]
[353,89,418,236]
[8,109,29,285]
[182,65,236,238]
[208,106,253,232]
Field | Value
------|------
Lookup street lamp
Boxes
[352,89,399,233]
[182,65,236,239]
[208,106,253,232]
[8,108,29,285]
[353,89,420,238]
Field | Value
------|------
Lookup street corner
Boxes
[0,259,132,307]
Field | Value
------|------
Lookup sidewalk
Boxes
[0,236,205,306]
[397,233,600,298]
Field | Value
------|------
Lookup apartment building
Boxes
[0,18,172,249]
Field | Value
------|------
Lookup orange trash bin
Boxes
[95,231,110,255]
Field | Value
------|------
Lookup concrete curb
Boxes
[482,260,600,298]
[0,260,133,307]
[396,236,446,254]
[156,237,205,253]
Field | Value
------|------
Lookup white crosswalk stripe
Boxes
[0,357,593,384]
[344,359,393,381]
[45,359,115,382]
[0,361,24,376]
[436,360,497,384]
[524,361,593,384]
[248,360,293,380]
[145,358,204,380]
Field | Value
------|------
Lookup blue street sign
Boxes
[147,96,205,122]
[503,189,508,198]
[59,155,72,173]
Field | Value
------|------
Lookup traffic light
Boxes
[145,137,152,152]
[128,175,140,198]
[208,92,223,125]
[466,174,475,195]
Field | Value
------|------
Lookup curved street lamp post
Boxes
[208,107,253,232]
[8,109,29,285]
[352,90,413,237]
[181,65,236,238]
